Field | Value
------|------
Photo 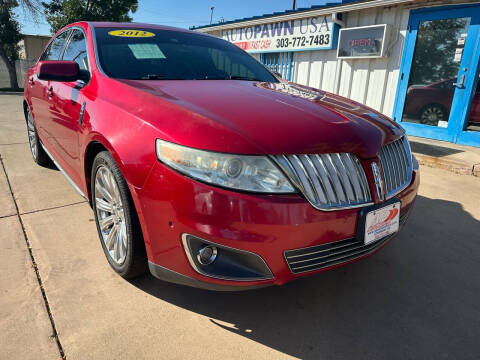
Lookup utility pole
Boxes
[210,6,215,24]
[292,0,296,10]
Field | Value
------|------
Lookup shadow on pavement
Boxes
[409,141,463,157]
[130,195,480,359]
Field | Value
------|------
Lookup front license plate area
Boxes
[356,198,401,245]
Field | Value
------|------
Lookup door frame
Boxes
[392,3,480,147]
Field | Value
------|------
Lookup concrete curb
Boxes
[413,152,479,177]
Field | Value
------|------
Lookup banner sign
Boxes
[221,15,338,53]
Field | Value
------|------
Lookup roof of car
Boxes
[89,22,194,34]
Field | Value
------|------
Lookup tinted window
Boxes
[208,48,257,79]
[95,28,277,82]
[41,30,71,61]
[63,29,89,71]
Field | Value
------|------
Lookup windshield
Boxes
[94,27,277,82]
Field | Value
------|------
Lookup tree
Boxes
[408,18,468,86]
[0,0,23,89]
[42,0,138,34]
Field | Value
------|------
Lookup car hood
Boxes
[118,79,404,159]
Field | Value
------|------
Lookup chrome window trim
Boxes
[38,28,73,62]
[86,22,109,77]
[61,26,93,84]
[36,26,92,86]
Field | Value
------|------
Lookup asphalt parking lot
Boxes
[1,93,480,360]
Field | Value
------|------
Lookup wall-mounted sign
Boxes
[221,15,338,53]
[337,24,394,59]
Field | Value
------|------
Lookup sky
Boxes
[15,0,334,36]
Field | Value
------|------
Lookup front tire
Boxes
[419,104,447,126]
[91,151,147,278]
[26,107,49,166]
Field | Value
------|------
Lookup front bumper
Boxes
[132,160,419,290]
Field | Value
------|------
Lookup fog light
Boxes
[197,245,217,265]
[182,234,273,281]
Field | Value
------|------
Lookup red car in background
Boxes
[468,77,480,128]
[23,22,419,290]
[404,77,480,126]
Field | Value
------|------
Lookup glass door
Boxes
[456,61,480,146]
[393,5,480,145]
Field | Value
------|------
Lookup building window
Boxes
[260,52,294,81]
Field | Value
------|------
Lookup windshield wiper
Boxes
[140,74,184,80]
[229,75,265,81]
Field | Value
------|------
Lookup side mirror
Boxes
[37,61,87,82]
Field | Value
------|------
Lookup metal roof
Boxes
[190,0,368,30]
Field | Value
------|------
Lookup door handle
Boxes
[453,74,465,89]
[47,86,54,98]
[78,102,86,126]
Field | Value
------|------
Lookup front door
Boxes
[393,4,480,146]
[49,28,90,186]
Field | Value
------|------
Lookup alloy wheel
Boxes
[94,165,127,265]
[27,109,38,160]
[420,105,445,126]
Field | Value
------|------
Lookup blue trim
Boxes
[331,23,340,51]
[260,51,294,81]
[410,3,480,15]
[392,3,480,147]
[288,52,294,81]
[191,1,358,30]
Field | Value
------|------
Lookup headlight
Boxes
[155,139,296,193]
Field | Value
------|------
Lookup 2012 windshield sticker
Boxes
[108,30,155,38]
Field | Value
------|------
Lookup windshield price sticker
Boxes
[222,15,336,53]
[128,44,166,59]
[108,30,155,38]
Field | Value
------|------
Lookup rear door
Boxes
[31,30,72,150]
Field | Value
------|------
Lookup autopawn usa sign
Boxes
[222,15,338,53]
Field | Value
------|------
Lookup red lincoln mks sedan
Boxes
[23,22,419,290]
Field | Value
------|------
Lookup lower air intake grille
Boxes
[285,211,409,274]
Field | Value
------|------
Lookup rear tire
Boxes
[26,107,49,166]
[91,151,147,278]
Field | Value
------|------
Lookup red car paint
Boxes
[24,22,419,289]
[469,80,480,125]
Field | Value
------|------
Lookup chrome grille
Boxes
[378,137,413,199]
[274,153,372,210]
[284,210,410,274]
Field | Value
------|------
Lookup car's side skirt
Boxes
[40,143,88,200]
